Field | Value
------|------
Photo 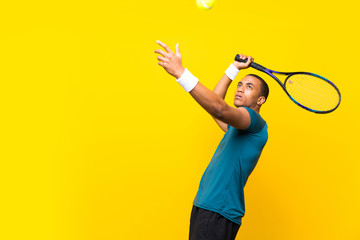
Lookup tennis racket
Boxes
[235,54,341,114]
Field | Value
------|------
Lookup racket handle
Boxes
[235,54,267,72]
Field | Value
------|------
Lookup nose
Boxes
[237,86,244,93]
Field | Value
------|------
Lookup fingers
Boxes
[155,41,182,70]
[233,53,254,70]
[157,55,166,63]
[154,49,169,58]
[238,54,254,62]
[158,61,165,67]
[238,54,247,61]
[156,40,174,54]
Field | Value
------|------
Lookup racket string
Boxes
[285,74,340,112]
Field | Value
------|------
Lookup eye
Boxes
[247,85,252,89]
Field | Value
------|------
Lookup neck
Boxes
[237,105,261,114]
[247,104,261,114]
[252,107,260,114]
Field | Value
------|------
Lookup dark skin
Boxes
[154,40,266,132]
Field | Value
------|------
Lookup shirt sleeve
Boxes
[244,107,266,133]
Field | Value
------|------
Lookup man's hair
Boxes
[247,74,269,103]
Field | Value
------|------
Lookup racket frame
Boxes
[235,55,341,114]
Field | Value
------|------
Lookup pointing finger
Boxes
[156,40,174,54]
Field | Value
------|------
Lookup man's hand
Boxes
[232,54,254,70]
[155,40,185,79]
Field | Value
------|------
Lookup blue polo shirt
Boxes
[193,107,268,225]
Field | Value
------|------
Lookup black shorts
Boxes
[189,205,240,240]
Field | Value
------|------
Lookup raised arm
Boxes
[154,41,253,130]
[212,57,254,132]
[212,74,233,132]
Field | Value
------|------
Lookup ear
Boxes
[257,96,266,106]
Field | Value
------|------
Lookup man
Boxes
[154,40,269,240]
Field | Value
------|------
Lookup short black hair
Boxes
[246,74,269,103]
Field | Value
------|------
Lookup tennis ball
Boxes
[196,0,215,10]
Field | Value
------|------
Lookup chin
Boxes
[234,102,244,108]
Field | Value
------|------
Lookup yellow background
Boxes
[1,0,359,239]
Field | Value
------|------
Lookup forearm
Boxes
[189,81,227,118]
[213,74,232,99]
[213,62,241,99]
[175,66,236,119]
[212,74,232,130]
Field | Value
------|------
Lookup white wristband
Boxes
[225,63,240,81]
[176,68,199,92]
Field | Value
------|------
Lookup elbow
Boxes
[213,103,228,120]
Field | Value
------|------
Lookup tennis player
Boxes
[154,40,269,240]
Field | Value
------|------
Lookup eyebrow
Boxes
[237,81,254,86]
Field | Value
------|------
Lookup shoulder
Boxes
[242,107,266,132]
[220,106,251,130]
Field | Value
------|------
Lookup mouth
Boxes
[235,95,243,99]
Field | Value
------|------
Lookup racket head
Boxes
[283,72,341,113]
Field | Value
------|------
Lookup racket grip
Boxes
[234,54,267,72]
[235,54,247,63]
